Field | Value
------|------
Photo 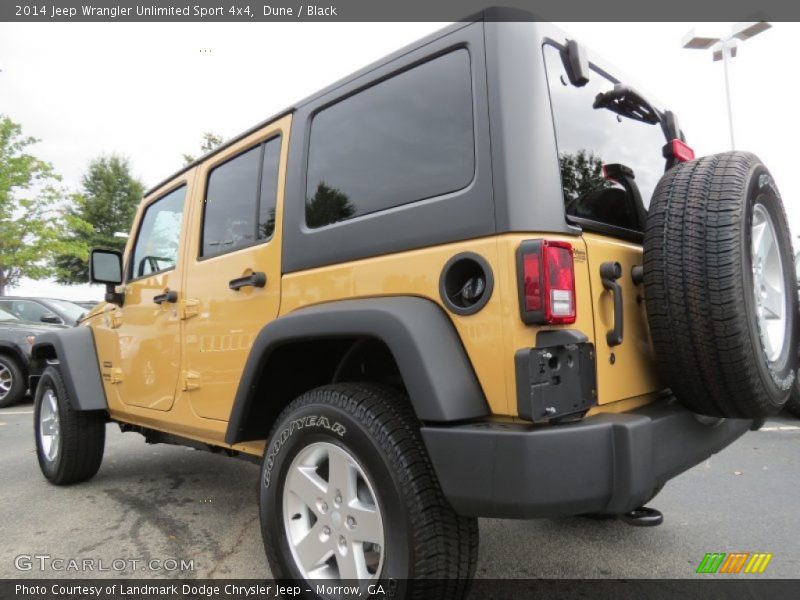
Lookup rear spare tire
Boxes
[644,151,797,418]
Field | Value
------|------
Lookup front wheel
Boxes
[260,383,477,598]
[34,366,106,485]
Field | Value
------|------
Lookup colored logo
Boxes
[696,552,773,574]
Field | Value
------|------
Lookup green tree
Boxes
[54,156,144,284]
[306,182,356,228]
[559,149,606,202]
[0,115,72,296]
[183,132,224,165]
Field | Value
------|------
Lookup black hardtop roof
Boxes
[143,19,480,197]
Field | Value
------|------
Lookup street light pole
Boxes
[682,22,771,152]
[721,41,736,150]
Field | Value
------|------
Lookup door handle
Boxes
[153,290,178,304]
[600,262,623,347]
[229,271,267,291]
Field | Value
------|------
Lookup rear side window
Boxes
[305,49,474,229]
[201,136,282,257]
[130,185,186,279]
[543,44,666,235]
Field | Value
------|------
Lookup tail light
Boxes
[663,138,695,163]
[517,240,576,325]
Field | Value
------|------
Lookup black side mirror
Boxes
[40,313,62,324]
[565,39,590,87]
[90,248,125,305]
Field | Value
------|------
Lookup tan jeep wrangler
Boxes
[30,14,797,596]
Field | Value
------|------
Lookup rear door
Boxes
[543,42,664,404]
[181,116,290,421]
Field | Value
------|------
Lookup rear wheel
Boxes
[644,152,797,417]
[0,354,25,408]
[34,366,106,485]
[260,383,477,598]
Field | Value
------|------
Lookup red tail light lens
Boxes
[522,253,542,312]
[517,240,576,325]
[668,139,695,163]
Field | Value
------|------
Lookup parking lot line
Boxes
[0,411,33,415]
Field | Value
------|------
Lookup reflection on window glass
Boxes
[258,137,281,240]
[131,186,186,278]
[201,136,282,256]
[306,49,475,228]
[202,145,261,257]
[544,44,666,233]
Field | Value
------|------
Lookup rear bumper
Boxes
[421,397,752,518]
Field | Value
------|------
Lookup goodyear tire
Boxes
[259,383,477,598]
[34,366,106,485]
[644,152,797,418]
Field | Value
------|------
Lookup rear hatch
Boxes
[542,42,673,405]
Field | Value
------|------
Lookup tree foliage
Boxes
[183,132,225,165]
[0,115,72,296]
[306,182,356,228]
[559,149,606,202]
[54,156,144,284]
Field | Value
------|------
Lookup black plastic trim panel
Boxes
[225,296,489,444]
[421,398,752,518]
[30,328,107,411]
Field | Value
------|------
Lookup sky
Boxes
[0,21,798,300]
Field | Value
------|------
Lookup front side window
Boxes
[305,49,475,228]
[130,185,186,279]
[543,44,667,235]
[201,136,282,257]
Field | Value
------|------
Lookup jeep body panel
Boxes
[226,296,489,445]
[180,115,291,422]
[91,172,196,416]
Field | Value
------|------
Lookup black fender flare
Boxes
[225,296,489,445]
[30,327,107,411]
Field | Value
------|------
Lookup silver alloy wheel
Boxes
[0,363,12,401]
[39,388,61,462]
[283,441,385,581]
[751,203,787,362]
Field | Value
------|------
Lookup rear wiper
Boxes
[593,84,661,126]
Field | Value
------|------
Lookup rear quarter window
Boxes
[305,49,475,229]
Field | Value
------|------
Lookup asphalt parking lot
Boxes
[1,403,798,579]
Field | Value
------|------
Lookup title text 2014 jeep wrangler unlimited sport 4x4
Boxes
[29,14,797,596]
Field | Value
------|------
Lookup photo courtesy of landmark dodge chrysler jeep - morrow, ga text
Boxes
[27,12,797,598]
